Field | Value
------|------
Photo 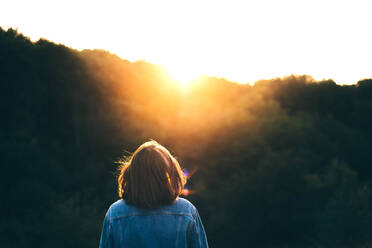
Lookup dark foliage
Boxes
[1,28,372,247]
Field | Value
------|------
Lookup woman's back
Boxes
[98,141,208,247]
[99,197,208,248]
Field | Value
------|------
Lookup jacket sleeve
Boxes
[187,207,209,248]
[99,208,113,248]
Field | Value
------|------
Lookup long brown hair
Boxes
[117,140,186,209]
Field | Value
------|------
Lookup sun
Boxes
[166,66,202,89]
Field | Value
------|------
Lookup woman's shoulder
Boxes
[106,199,131,217]
[162,197,198,214]
[174,197,195,208]
[108,198,126,210]
[106,197,198,217]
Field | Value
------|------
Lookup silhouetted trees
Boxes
[1,27,372,247]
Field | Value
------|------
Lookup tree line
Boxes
[1,27,372,247]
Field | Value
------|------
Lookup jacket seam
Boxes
[110,212,193,221]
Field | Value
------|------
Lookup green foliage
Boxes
[1,27,372,247]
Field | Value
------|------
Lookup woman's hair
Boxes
[117,140,186,209]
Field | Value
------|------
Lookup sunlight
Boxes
[167,66,202,89]
[1,0,371,85]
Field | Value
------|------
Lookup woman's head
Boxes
[118,140,186,209]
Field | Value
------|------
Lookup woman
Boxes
[99,140,208,248]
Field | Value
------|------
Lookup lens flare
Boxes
[182,188,190,196]
[182,167,200,196]
[183,167,199,179]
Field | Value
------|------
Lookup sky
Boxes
[1,0,371,85]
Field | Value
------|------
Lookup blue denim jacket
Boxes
[99,197,208,248]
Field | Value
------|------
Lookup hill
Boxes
[1,27,372,247]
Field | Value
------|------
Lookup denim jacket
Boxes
[99,197,208,248]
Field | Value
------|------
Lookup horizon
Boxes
[1,0,371,85]
[3,7,372,247]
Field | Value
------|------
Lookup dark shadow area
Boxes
[1,28,372,248]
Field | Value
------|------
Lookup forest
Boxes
[1,27,372,248]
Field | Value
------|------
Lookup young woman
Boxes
[99,140,208,248]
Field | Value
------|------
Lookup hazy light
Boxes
[1,0,371,84]
[182,188,191,196]
[168,66,202,88]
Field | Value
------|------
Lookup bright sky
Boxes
[1,0,371,84]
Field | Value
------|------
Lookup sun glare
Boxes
[1,0,371,85]
[167,66,202,89]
